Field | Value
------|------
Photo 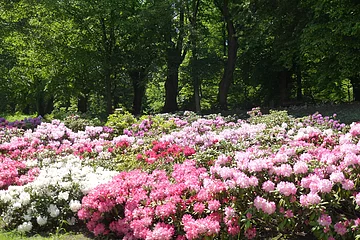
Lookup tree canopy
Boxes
[1,0,359,117]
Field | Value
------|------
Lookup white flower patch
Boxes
[0,155,118,232]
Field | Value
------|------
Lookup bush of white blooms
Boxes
[0,155,118,233]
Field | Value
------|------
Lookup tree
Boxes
[214,0,238,110]
[162,0,188,113]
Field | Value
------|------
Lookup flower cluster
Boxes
[137,141,196,165]
[0,155,118,232]
[0,116,42,130]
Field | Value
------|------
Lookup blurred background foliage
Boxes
[1,0,360,120]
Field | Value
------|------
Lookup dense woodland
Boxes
[1,0,360,118]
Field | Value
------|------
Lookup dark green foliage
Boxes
[1,0,360,117]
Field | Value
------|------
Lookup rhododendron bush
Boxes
[1,110,360,239]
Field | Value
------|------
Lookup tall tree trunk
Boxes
[296,68,303,101]
[163,49,181,112]
[77,94,88,113]
[129,69,147,115]
[191,0,201,113]
[44,96,54,115]
[217,1,238,110]
[278,69,292,106]
[104,67,113,115]
[351,76,360,101]
[101,16,115,116]
[37,92,45,117]
[163,1,186,113]
[193,52,201,113]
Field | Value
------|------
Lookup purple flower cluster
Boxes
[0,116,42,130]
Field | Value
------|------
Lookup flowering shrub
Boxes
[78,110,360,239]
[0,116,42,130]
[2,109,360,239]
[0,155,118,233]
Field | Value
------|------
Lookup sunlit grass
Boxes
[0,231,92,240]
[1,112,38,122]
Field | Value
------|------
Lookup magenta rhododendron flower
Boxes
[244,227,257,239]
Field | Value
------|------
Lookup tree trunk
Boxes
[100,16,115,116]
[104,67,113,115]
[44,96,54,115]
[217,2,238,110]
[129,69,147,115]
[278,69,292,106]
[163,2,186,113]
[191,0,201,113]
[77,94,88,113]
[296,67,303,101]
[36,92,45,117]
[351,77,360,101]
[163,46,182,113]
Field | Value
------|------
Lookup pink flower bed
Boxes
[77,116,360,239]
[2,111,360,239]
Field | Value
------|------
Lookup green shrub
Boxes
[247,107,293,128]
[105,108,136,135]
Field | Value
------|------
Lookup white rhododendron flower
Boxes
[17,221,33,232]
[36,216,48,226]
[48,204,60,218]
[58,191,69,201]
[69,200,82,212]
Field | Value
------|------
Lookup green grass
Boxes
[1,113,38,122]
[0,231,92,240]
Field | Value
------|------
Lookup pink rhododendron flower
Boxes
[93,223,106,236]
[334,221,347,235]
[182,214,220,240]
[299,193,321,207]
[317,214,332,227]
[254,196,276,214]
[276,181,297,196]
[293,161,308,174]
[284,210,294,218]
[329,172,345,183]
[342,179,354,190]
[318,179,333,193]
[244,227,257,239]
[146,222,174,240]
[224,206,236,219]
[207,200,221,211]
[155,202,177,219]
[273,164,292,177]
[262,180,275,192]
[193,202,205,214]
[355,192,360,206]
